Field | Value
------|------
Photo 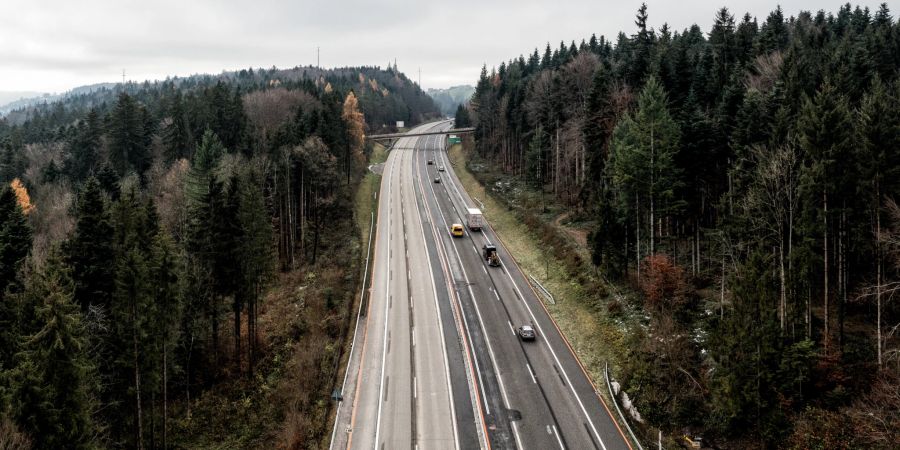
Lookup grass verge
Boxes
[448,142,629,417]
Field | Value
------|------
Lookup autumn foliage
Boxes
[10,178,33,215]
[639,254,690,317]
[342,91,366,168]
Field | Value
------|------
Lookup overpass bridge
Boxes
[366,127,474,142]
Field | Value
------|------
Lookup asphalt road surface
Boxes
[338,121,632,450]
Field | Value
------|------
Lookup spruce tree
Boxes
[796,82,856,349]
[108,92,150,176]
[0,186,31,296]
[65,177,115,311]
[163,92,193,163]
[610,76,682,258]
[9,254,97,449]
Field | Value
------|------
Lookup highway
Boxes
[338,121,632,450]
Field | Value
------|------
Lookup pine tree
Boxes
[858,77,900,367]
[454,104,471,128]
[108,92,150,176]
[9,254,97,449]
[0,185,31,375]
[66,109,103,182]
[236,170,273,377]
[610,76,682,263]
[107,188,158,448]
[796,82,856,350]
[0,186,31,296]
[148,231,183,449]
[163,92,193,163]
[65,177,115,312]
[629,3,655,86]
[186,129,226,204]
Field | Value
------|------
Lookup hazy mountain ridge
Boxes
[426,85,474,115]
[0,83,117,115]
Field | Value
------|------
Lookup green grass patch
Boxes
[448,143,628,403]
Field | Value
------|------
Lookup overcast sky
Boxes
[0,1,889,94]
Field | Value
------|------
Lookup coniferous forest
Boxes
[468,3,899,447]
[0,65,439,448]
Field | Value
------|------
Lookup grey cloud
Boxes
[0,0,890,92]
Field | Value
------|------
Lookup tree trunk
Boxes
[555,126,560,197]
[720,251,725,319]
[779,238,786,331]
[876,204,882,367]
[234,295,241,374]
[132,294,144,449]
[163,299,168,450]
[650,127,655,256]
[823,191,829,349]
[636,193,641,279]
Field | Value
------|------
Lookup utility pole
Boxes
[317,46,320,68]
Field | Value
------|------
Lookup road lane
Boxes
[348,121,475,450]
[343,118,632,450]
[425,132,633,450]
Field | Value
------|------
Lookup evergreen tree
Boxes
[235,170,273,377]
[106,189,158,447]
[163,92,193,163]
[186,129,226,204]
[66,109,103,182]
[0,186,31,296]
[454,104,471,128]
[9,254,97,449]
[108,92,151,176]
[65,177,115,312]
[629,3,655,86]
[796,82,856,348]
[610,76,682,259]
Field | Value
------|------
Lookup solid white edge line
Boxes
[442,130,609,450]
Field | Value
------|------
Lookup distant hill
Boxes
[426,85,474,116]
[0,83,117,115]
[0,91,47,109]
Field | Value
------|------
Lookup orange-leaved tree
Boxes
[342,91,366,179]
[10,178,34,215]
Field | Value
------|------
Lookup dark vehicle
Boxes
[434,177,441,183]
[482,244,501,267]
[518,325,536,341]
[438,166,445,172]
[427,159,434,165]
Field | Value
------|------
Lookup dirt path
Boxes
[553,211,589,247]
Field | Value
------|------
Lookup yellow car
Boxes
[450,223,464,237]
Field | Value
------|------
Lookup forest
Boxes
[468,2,899,447]
[0,64,438,448]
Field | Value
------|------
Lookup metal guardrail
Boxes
[605,362,645,450]
[527,275,555,305]
[328,210,376,450]
[472,196,485,211]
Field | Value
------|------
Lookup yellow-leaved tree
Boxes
[342,91,366,175]
[10,178,34,215]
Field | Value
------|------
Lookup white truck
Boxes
[466,208,484,231]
